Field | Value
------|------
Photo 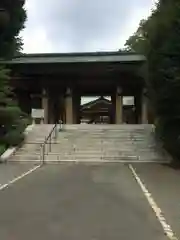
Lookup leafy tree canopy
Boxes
[0,0,28,150]
[0,0,26,58]
[125,0,180,160]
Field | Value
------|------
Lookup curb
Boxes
[0,124,35,163]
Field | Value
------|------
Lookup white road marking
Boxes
[129,164,178,240]
[0,165,41,191]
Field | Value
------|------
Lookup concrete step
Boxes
[50,148,137,153]
[49,155,139,161]
[7,124,169,164]
[9,155,41,161]
[53,147,138,150]
[48,152,138,157]
[50,153,138,157]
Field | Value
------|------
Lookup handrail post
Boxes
[42,144,45,164]
[59,120,62,132]
[49,135,52,152]
[55,124,58,139]
[40,123,61,163]
[101,139,103,160]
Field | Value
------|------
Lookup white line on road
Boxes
[0,165,41,191]
[129,164,178,240]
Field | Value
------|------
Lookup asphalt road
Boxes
[0,163,170,240]
[132,163,180,239]
[0,162,38,186]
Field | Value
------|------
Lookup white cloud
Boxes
[21,27,53,53]
[21,0,156,53]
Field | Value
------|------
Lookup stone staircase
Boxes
[8,124,55,162]
[8,124,171,163]
[48,124,170,163]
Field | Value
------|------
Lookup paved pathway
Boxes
[132,163,180,239]
[0,162,175,240]
[0,162,38,186]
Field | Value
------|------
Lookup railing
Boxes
[41,120,63,164]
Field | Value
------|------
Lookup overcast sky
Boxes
[21,0,156,53]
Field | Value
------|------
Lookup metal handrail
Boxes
[41,120,63,164]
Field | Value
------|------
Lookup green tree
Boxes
[0,0,26,58]
[0,0,28,151]
[125,0,180,161]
